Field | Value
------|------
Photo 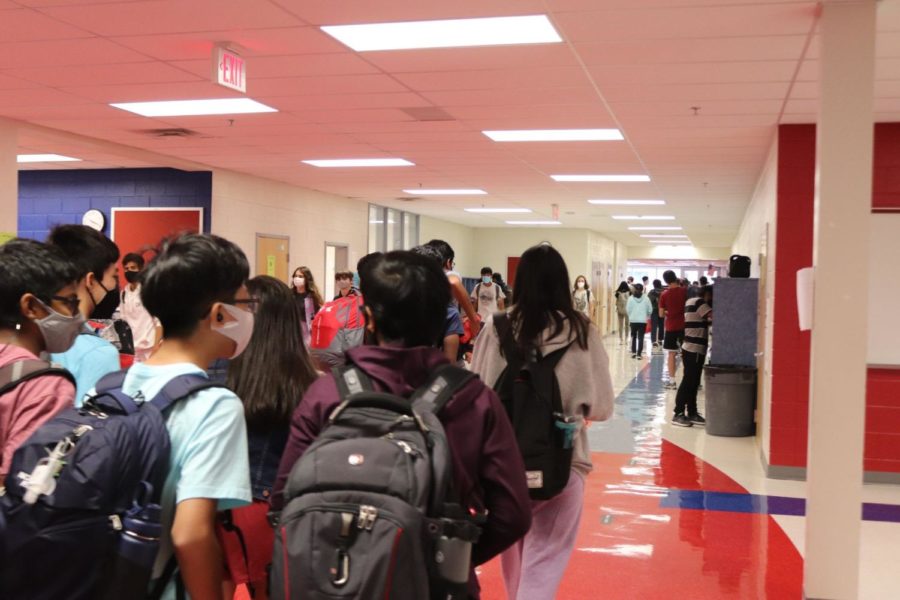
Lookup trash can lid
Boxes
[705,364,757,373]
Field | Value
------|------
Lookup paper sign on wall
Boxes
[266,255,276,277]
[0,232,14,246]
[796,267,814,331]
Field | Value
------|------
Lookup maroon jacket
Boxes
[272,345,531,595]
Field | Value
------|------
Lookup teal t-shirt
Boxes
[112,362,251,597]
[51,331,120,404]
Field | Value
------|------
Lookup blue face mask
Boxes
[482,276,491,284]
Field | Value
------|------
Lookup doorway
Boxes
[256,234,289,282]
[324,242,349,300]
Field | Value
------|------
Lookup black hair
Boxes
[47,224,120,280]
[481,267,493,276]
[335,270,353,280]
[616,281,630,295]
[227,276,318,430]
[663,270,678,285]
[425,239,455,269]
[141,233,249,338]
[699,276,709,286]
[122,252,145,269]
[508,244,590,356]
[291,266,324,310]
[633,283,644,298]
[701,284,714,306]
[492,272,504,283]
[642,276,649,281]
[359,251,449,347]
[0,239,80,329]
[573,275,588,291]
[410,244,444,268]
[357,252,383,274]
[653,279,662,289]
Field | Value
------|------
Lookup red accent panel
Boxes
[873,123,900,210]
[507,256,520,289]
[864,368,900,472]
[111,208,202,288]
[384,528,404,599]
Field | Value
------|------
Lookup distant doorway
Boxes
[256,234,290,283]
[507,256,520,289]
[324,242,349,300]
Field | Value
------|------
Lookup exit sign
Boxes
[214,46,246,93]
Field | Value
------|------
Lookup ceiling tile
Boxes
[0,8,94,41]
[169,53,379,81]
[248,74,409,96]
[361,45,577,74]
[0,38,148,68]
[6,60,202,87]
[394,66,587,92]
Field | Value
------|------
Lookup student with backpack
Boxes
[647,279,665,352]
[271,250,531,600]
[291,266,324,345]
[572,275,593,319]
[0,239,81,480]
[471,243,614,600]
[470,266,506,321]
[220,275,319,600]
[115,252,160,363]
[627,284,653,359]
[46,224,122,403]
[614,281,631,344]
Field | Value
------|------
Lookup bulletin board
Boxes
[868,213,900,366]
[111,208,203,285]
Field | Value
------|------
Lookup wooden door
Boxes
[256,234,290,283]
[507,256,520,289]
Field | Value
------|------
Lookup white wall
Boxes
[419,215,478,277]
[627,246,733,261]
[211,169,368,286]
[731,136,779,463]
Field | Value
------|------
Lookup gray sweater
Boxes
[470,313,615,477]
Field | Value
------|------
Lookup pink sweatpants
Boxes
[501,472,585,600]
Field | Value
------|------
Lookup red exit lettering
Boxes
[219,52,245,90]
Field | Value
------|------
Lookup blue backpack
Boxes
[0,370,224,600]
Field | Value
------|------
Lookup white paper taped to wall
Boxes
[796,267,814,331]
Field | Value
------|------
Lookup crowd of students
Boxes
[0,228,615,600]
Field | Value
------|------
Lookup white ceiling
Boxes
[2,0,898,248]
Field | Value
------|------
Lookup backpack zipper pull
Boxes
[109,514,123,531]
[357,505,378,530]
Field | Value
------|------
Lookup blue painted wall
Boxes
[18,167,212,241]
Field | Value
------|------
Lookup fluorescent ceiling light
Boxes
[404,188,486,195]
[506,220,561,225]
[303,158,414,168]
[17,154,81,163]
[639,234,688,238]
[611,215,675,221]
[649,240,692,244]
[465,208,532,214]
[321,15,562,52]
[110,98,277,117]
[552,174,651,182]
[628,226,682,231]
[483,129,623,142]
[589,199,665,205]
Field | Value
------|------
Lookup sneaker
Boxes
[672,414,693,427]
[631,353,637,359]
[637,355,643,361]
[664,380,678,390]
[688,414,706,426]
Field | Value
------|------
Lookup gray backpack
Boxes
[271,364,482,600]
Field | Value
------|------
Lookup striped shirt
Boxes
[682,297,712,355]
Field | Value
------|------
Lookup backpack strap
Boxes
[492,312,520,363]
[332,364,375,401]
[148,374,226,413]
[0,360,75,397]
[410,364,477,415]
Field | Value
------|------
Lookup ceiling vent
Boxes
[139,128,200,138]
[400,107,455,122]
[396,196,421,202]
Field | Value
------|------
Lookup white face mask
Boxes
[577,281,585,289]
[214,304,255,359]
[33,299,85,354]
[292,276,305,289]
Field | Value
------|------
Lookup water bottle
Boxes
[101,500,162,600]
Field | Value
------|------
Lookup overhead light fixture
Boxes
[321,14,562,52]
[303,158,414,168]
[404,189,486,195]
[589,199,665,205]
[611,215,675,221]
[110,98,277,117]
[628,226,682,231]
[639,234,688,238]
[17,154,81,163]
[483,129,623,142]
[465,208,532,214]
[506,220,561,225]
[649,240,692,244]
[552,174,651,182]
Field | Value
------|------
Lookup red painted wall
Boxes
[768,124,900,473]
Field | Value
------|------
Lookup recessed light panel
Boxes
[483,129,623,142]
[110,98,277,117]
[611,215,675,220]
[17,154,81,163]
[506,220,561,225]
[404,189,486,195]
[649,240,692,244]
[639,234,688,238]
[303,158,414,168]
[552,174,651,182]
[628,226,683,231]
[589,199,665,205]
[321,15,562,52]
[465,208,532,214]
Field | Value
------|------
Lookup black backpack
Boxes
[271,363,483,600]
[493,313,576,500]
[728,254,752,278]
[0,370,224,600]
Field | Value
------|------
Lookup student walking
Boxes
[659,270,688,388]
[290,266,324,345]
[615,281,631,344]
[648,279,665,352]
[673,286,713,428]
[116,252,159,362]
[627,284,653,359]
[572,275,594,319]
[471,266,506,321]
[472,244,614,600]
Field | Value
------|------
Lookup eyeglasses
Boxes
[233,298,260,314]
[50,295,81,315]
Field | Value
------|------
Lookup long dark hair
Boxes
[616,281,630,295]
[227,275,318,429]
[291,266,324,310]
[509,244,590,355]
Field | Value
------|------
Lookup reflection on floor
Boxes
[476,349,803,599]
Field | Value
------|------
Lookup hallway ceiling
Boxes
[2,0,898,248]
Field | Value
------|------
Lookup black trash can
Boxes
[704,365,757,437]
